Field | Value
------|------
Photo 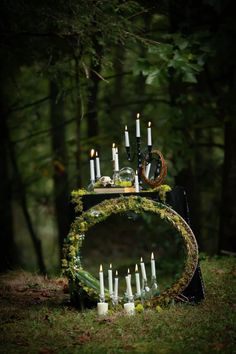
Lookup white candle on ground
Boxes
[136,113,141,138]
[114,147,119,171]
[147,121,152,146]
[95,151,101,179]
[151,252,156,278]
[112,143,116,161]
[124,302,135,315]
[125,275,133,299]
[140,257,147,281]
[135,264,141,296]
[135,170,139,193]
[97,302,108,316]
[108,263,113,296]
[125,126,130,147]
[90,149,95,182]
[145,163,151,178]
[99,264,105,299]
[114,270,119,300]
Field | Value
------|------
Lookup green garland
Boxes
[62,195,198,307]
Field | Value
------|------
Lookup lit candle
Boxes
[108,263,113,296]
[95,151,101,179]
[125,275,133,299]
[147,121,152,146]
[145,163,151,178]
[90,149,95,182]
[112,143,116,161]
[140,257,147,281]
[136,113,141,138]
[124,126,130,147]
[151,252,156,279]
[135,170,139,193]
[99,264,105,300]
[114,270,119,300]
[135,264,141,296]
[114,147,119,171]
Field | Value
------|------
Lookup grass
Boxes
[0,256,236,354]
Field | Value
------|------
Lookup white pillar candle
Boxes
[136,113,141,138]
[140,257,147,281]
[99,264,105,299]
[124,302,135,315]
[114,270,119,300]
[151,252,156,278]
[112,143,116,161]
[90,149,95,182]
[147,121,152,146]
[95,151,101,179]
[108,263,113,296]
[134,170,139,193]
[135,264,141,296]
[145,163,151,178]
[124,126,130,147]
[114,147,119,171]
[125,275,133,299]
[97,302,108,316]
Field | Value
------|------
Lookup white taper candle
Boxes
[140,257,147,281]
[135,264,141,296]
[147,121,152,146]
[108,263,113,296]
[136,113,141,138]
[90,149,95,182]
[135,170,139,193]
[151,252,156,278]
[95,151,101,179]
[125,126,130,147]
[99,264,105,299]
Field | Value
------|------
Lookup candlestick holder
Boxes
[151,276,160,297]
[112,170,120,185]
[87,181,95,192]
[140,279,151,303]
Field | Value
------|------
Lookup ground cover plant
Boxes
[0,256,235,354]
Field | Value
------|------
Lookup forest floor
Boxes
[0,256,236,354]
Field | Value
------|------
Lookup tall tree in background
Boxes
[50,79,70,256]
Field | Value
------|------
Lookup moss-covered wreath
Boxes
[62,195,198,308]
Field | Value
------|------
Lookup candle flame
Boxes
[137,113,140,119]
[140,257,143,262]
[110,263,112,269]
[148,121,151,127]
[151,252,154,260]
[127,268,130,274]
[95,151,98,157]
[115,270,118,276]
[135,170,138,175]
[112,143,116,148]
[90,149,95,158]
[99,264,103,272]
[135,264,138,272]
[125,125,128,131]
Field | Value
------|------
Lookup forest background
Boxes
[0,0,236,275]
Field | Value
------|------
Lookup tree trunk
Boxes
[219,121,236,253]
[0,89,18,272]
[50,80,70,258]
